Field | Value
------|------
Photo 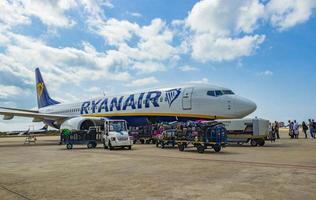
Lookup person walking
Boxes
[308,119,314,139]
[293,120,299,139]
[302,121,308,139]
[274,121,280,139]
[288,120,294,139]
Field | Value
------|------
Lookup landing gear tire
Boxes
[87,142,94,149]
[213,145,221,152]
[197,145,205,153]
[66,143,73,150]
[178,144,185,152]
[250,139,258,147]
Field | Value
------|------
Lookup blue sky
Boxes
[0,0,316,131]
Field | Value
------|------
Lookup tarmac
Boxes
[0,129,316,200]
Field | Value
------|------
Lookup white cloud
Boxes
[186,0,264,35]
[191,34,265,62]
[189,78,209,84]
[129,77,159,87]
[132,61,166,74]
[179,65,198,72]
[130,12,142,18]
[0,85,30,98]
[0,33,132,90]
[259,70,274,76]
[266,0,316,30]
[185,0,266,62]
[0,0,77,29]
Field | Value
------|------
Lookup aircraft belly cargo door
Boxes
[182,88,193,110]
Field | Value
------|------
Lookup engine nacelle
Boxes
[60,117,104,131]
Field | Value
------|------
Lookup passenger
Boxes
[288,120,294,139]
[308,119,315,139]
[268,123,274,142]
[293,120,300,139]
[293,120,299,139]
[274,121,280,139]
[302,121,308,139]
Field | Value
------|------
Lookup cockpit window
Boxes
[215,90,223,96]
[222,90,235,95]
[207,90,233,97]
[207,91,216,96]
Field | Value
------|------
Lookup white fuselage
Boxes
[39,84,257,127]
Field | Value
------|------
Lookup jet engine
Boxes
[60,117,104,131]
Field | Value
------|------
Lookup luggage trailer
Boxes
[219,118,269,147]
[176,122,228,153]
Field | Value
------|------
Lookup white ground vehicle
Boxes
[102,119,133,150]
[219,118,269,146]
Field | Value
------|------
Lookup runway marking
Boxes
[0,185,32,200]
[76,150,316,171]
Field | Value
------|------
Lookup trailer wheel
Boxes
[66,143,73,150]
[178,144,185,152]
[213,145,221,152]
[197,145,205,153]
[250,139,258,147]
[103,141,108,149]
[87,142,94,149]
[258,140,265,146]
[108,142,113,150]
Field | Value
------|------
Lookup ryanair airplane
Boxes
[0,68,257,130]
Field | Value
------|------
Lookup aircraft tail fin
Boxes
[35,68,60,108]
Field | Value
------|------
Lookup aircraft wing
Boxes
[0,109,69,122]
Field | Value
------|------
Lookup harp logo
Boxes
[165,88,181,107]
[37,82,44,97]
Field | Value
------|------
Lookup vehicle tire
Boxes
[140,139,144,144]
[156,141,159,148]
[250,139,258,147]
[103,141,108,149]
[133,140,136,144]
[87,142,94,149]
[146,140,150,144]
[128,145,132,150]
[178,144,185,152]
[160,142,165,149]
[213,145,221,152]
[66,143,73,150]
[93,142,97,148]
[108,141,113,150]
[258,140,265,146]
[197,145,205,153]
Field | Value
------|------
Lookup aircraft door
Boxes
[182,88,193,110]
